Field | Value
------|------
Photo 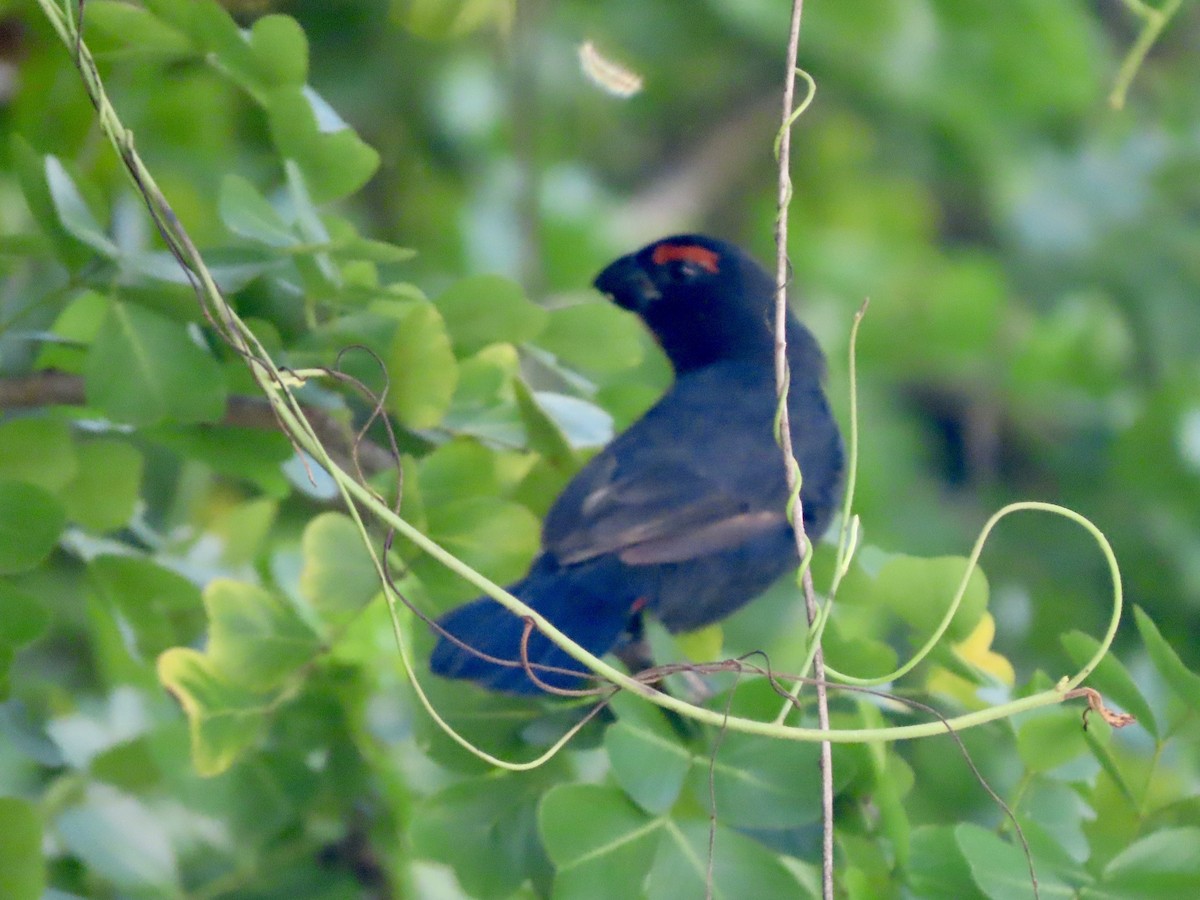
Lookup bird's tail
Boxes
[429,556,638,694]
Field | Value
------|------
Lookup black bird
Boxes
[430,235,843,693]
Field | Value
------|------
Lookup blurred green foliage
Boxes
[0,0,1198,897]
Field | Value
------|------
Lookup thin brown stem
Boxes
[0,370,396,475]
[774,1,834,897]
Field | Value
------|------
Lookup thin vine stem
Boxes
[821,500,1123,689]
[772,0,834,892]
[772,298,867,726]
[1109,0,1183,110]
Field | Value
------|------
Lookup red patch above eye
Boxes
[651,243,720,274]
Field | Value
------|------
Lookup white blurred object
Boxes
[578,40,643,98]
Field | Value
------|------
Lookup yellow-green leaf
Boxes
[157,648,271,777]
[299,512,382,624]
[386,302,458,428]
[204,579,321,691]
[61,439,143,532]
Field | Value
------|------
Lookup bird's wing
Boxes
[544,376,787,566]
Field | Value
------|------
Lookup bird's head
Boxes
[594,235,812,375]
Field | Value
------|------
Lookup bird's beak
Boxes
[593,254,661,313]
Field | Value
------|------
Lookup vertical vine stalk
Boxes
[773,1,834,897]
[1109,0,1183,109]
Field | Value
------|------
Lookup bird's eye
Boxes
[651,243,720,281]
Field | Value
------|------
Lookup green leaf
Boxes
[204,579,321,691]
[386,302,458,428]
[956,823,1074,900]
[1090,827,1200,899]
[140,0,228,50]
[412,773,553,899]
[55,785,179,892]
[674,624,723,662]
[0,797,43,900]
[139,0,206,32]
[540,784,660,899]
[90,555,204,660]
[148,426,293,497]
[595,377,665,431]
[442,343,525,445]
[532,390,614,450]
[605,700,692,814]
[0,418,77,492]
[0,481,65,574]
[35,290,109,373]
[822,614,899,680]
[331,237,417,264]
[688,731,825,830]
[858,701,911,870]
[283,158,331,249]
[416,438,504,508]
[1016,781,1094,874]
[60,439,143,533]
[89,737,163,794]
[154,0,307,95]
[513,377,575,465]
[243,14,309,88]
[1133,606,1200,714]
[299,512,382,625]
[83,300,227,426]
[396,0,515,39]
[646,820,807,899]
[872,555,988,644]
[44,156,117,257]
[212,497,278,566]
[1060,631,1156,738]
[284,175,340,295]
[1016,708,1090,774]
[435,274,547,356]
[157,647,271,777]
[537,302,646,374]
[0,584,51,692]
[419,497,539,605]
[82,1,193,56]
[266,89,379,203]
[113,246,267,290]
[537,393,614,451]
[218,175,297,248]
[410,677,544,771]
[11,137,91,266]
[908,826,984,900]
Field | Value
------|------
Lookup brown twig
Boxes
[0,370,396,475]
